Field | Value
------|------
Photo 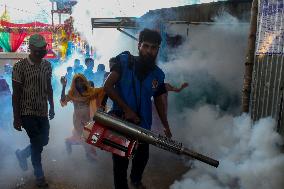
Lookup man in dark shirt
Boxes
[104,28,172,189]
[65,66,74,89]
[93,63,106,87]
[12,34,54,188]
[73,58,84,74]
[83,57,95,82]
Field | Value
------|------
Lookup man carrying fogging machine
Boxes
[97,28,219,189]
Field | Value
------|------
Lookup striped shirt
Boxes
[12,57,52,117]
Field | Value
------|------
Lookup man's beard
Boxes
[139,52,157,71]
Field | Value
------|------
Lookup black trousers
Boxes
[112,143,149,189]
[21,115,50,178]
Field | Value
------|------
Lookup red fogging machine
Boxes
[82,110,219,168]
[83,120,137,158]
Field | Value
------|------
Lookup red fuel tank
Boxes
[82,121,137,158]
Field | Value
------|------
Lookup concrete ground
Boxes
[0,103,189,189]
[0,77,229,189]
[0,144,188,189]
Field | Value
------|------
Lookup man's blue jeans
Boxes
[20,116,50,179]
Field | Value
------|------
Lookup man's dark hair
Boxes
[139,28,162,45]
[67,66,73,72]
[109,57,117,64]
[109,57,117,70]
[85,58,94,63]
[97,64,105,72]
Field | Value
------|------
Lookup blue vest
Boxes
[112,53,165,130]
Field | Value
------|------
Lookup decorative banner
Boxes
[0,32,26,52]
[10,32,27,52]
[0,32,52,52]
[256,0,284,55]
[0,32,11,52]
[0,17,79,57]
[0,26,63,33]
[0,20,51,28]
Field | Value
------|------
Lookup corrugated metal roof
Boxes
[140,1,252,23]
